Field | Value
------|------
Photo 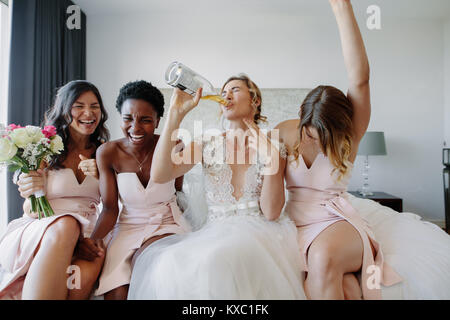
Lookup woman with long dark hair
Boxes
[0,80,110,300]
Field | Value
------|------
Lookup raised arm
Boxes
[151,88,203,184]
[331,0,371,144]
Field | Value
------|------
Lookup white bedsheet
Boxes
[348,193,450,299]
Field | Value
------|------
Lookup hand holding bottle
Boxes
[165,61,228,107]
[168,87,202,121]
[243,118,281,176]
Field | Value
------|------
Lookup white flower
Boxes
[38,137,51,147]
[0,137,18,161]
[25,125,45,143]
[50,135,64,154]
[9,128,33,148]
[22,144,37,167]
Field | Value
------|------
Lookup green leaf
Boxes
[11,155,29,170]
[8,164,22,172]
[30,196,37,213]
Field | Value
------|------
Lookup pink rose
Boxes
[42,125,57,138]
[7,124,24,131]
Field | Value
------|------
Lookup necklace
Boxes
[129,149,152,173]
[126,137,156,173]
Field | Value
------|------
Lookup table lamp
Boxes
[357,131,387,196]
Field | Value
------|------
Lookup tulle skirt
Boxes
[128,214,306,300]
[128,192,450,300]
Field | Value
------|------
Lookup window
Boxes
[0,0,11,233]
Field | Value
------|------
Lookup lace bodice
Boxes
[199,135,286,222]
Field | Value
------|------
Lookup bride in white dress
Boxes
[128,75,306,299]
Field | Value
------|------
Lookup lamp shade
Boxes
[357,131,387,156]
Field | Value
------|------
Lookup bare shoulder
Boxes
[273,119,300,146]
[274,119,300,133]
[96,139,122,160]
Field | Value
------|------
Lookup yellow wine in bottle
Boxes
[201,95,228,106]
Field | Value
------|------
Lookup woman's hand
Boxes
[78,154,99,179]
[243,118,281,176]
[17,170,45,199]
[244,119,287,220]
[168,88,202,121]
[75,237,105,261]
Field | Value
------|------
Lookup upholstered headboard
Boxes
[157,88,311,229]
[157,88,311,140]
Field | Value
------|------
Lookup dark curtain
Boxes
[7,0,86,222]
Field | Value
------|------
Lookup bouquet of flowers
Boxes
[0,123,64,219]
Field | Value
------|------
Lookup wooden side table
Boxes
[348,191,403,212]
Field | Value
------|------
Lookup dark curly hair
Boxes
[115,80,165,118]
[44,80,110,169]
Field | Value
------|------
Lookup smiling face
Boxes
[69,91,102,137]
[120,98,159,147]
[220,80,258,122]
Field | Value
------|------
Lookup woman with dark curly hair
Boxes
[79,80,190,300]
[0,80,110,300]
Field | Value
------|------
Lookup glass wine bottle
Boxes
[165,61,228,106]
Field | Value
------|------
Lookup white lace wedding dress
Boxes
[128,135,306,299]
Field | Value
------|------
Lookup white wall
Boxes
[349,18,444,223]
[85,11,446,222]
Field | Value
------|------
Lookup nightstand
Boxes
[348,191,403,212]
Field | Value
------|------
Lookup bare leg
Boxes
[67,254,106,300]
[304,221,363,300]
[22,216,80,300]
[343,273,362,300]
[104,285,129,300]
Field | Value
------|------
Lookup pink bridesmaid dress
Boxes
[284,152,402,300]
[94,173,191,296]
[0,168,100,300]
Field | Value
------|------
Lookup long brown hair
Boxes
[44,80,110,169]
[293,85,353,180]
[220,74,267,124]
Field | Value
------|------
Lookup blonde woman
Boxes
[129,75,305,299]
[277,0,450,300]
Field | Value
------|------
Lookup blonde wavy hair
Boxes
[293,85,354,181]
[220,74,267,124]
